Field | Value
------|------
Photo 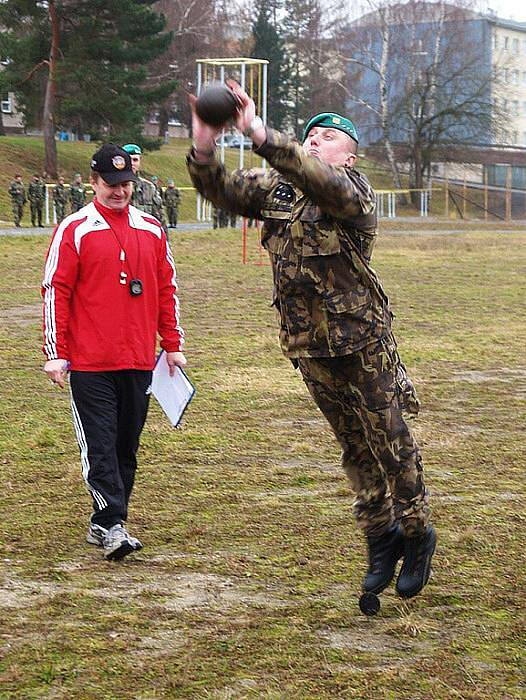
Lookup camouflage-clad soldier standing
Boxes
[28,174,46,227]
[53,177,68,223]
[188,87,436,604]
[163,180,181,228]
[69,173,86,213]
[151,176,168,231]
[8,174,27,227]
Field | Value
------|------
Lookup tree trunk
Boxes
[158,102,170,139]
[0,109,5,136]
[43,0,59,179]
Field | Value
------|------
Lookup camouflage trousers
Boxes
[166,206,178,227]
[297,335,429,537]
[54,203,66,223]
[30,201,43,226]
[12,202,24,226]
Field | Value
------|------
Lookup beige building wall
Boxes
[1,92,24,132]
[492,24,526,146]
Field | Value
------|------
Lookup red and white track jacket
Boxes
[42,199,184,371]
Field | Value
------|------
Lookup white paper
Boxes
[151,351,195,427]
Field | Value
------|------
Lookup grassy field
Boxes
[0,222,525,699]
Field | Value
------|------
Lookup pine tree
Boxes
[251,0,290,131]
[1,0,175,176]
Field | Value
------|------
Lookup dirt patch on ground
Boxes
[451,367,526,383]
[0,569,289,614]
[0,303,41,326]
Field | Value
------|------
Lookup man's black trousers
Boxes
[69,370,152,529]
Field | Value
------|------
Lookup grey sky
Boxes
[484,0,526,21]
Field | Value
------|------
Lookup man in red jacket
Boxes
[42,144,186,561]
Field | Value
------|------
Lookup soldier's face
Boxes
[304,127,357,167]
[130,155,141,174]
[91,177,133,210]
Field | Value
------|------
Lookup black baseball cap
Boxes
[90,144,137,185]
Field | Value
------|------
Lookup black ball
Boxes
[195,83,239,127]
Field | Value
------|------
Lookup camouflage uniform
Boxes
[163,184,181,228]
[53,182,68,223]
[28,177,46,226]
[151,179,168,231]
[187,128,429,538]
[134,176,157,215]
[8,179,26,227]
[69,179,86,212]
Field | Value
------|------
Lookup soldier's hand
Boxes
[226,80,256,134]
[166,351,187,377]
[44,359,69,388]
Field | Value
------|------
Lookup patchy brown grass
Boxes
[0,224,525,699]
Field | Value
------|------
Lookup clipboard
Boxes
[151,351,196,427]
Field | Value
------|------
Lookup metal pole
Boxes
[239,62,246,168]
[45,185,50,225]
[196,62,202,222]
[219,65,225,165]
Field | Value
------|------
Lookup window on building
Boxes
[503,68,509,82]
[149,111,160,124]
[512,70,519,84]
[503,98,509,110]
[523,101,526,115]
[504,36,509,50]
[512,130,518,144]
[1,94,11,113]
[523,132,526,146]
[493,33,498,50]
[512,38,519,53]
[512,100,519,115]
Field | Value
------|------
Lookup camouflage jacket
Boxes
[164,187,181,207]
[53,184,67,204]
[133,177,161,211]
[69,183,86,206]
[28,180,46,203]
[187,128,392,358]
[8,181,26,203]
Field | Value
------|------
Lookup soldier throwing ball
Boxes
[187,82,436,610]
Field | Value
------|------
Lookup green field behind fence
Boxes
[0,222,524,698]
[0,136,412,226]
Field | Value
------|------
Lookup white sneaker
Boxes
[86,523,108,547]
[103,523,135,561]
[87,522,143,551]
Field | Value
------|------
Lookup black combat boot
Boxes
[396,525,436,599]
[363,524,405,594]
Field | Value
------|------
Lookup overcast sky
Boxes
[484,0,526,20]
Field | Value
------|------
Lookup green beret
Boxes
[167,179,174,185]
[122,143,142,155]
[302,113,359,144]
[151,175,158,182]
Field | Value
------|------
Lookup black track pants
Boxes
[69,370,152,529]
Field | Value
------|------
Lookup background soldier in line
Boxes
[28,174,46,227]
[53,177,68,223]
[151,175,168,231]
[122,143,157,216]
[163,179,181,229]
[8,174,26,227]
[229,212,237,228]
[188,82,436,606]
[70,173,86,213]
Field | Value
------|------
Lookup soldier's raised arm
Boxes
[186,93,269,221]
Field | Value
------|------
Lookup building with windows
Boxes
[491,16,526,145]
[347,3,526,147]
